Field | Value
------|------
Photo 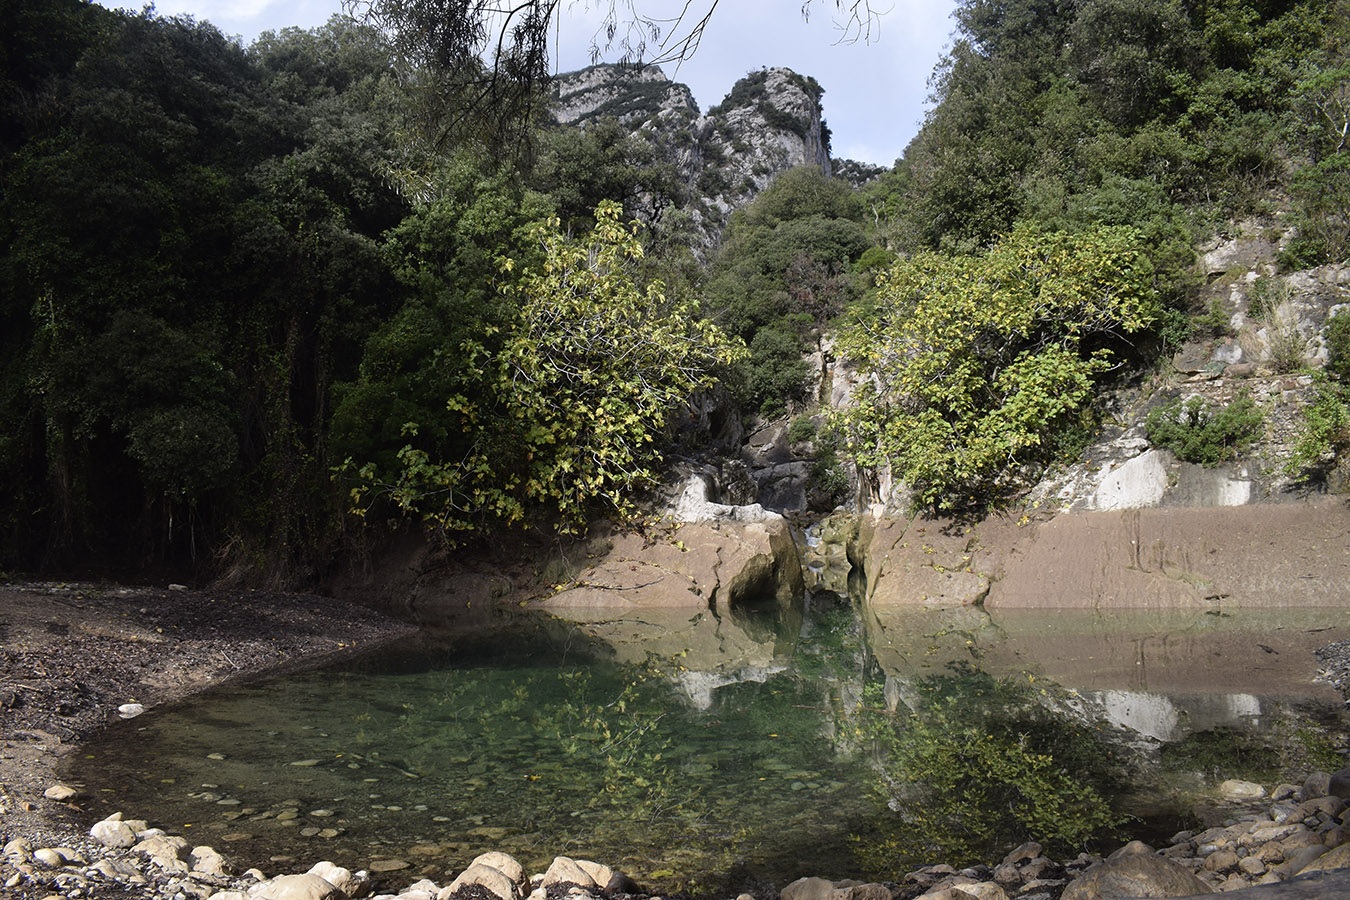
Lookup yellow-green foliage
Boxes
[853,670,1122,873]
[354,201,747,536]
[835,224,1159,512]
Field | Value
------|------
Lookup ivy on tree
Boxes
[353,201,746,536]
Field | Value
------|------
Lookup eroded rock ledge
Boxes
[851,499,1350,610]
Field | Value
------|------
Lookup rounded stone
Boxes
[1219,780,1267,802]
[447,862,521,900]
[1302,772,1332,801]
[470,852,525,887]
[368,859,409,873]
[1330,767,1350,800]
[43,784,80,802]
[251,873,346,900]
[33,848,64,868]
[90,817,137,849]
[307,861,364,897]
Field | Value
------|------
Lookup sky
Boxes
[98,1,960,165]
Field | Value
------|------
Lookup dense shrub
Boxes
[1145,393,1264,465]
[1325,313,1350,383]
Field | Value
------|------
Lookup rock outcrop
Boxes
[549,64,833,244]
[537,518,802,615]
[849,498,1350,610]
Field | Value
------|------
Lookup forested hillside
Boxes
[1,0,1346,581]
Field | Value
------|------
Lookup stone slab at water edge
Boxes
[852,500,1350,609]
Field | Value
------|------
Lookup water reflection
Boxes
[66,597,1348,893]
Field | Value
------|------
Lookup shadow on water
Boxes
[66,584,1350,896]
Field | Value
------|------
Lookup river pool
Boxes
[67,598,1350,894]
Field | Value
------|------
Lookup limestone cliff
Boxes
[549,64,833,242]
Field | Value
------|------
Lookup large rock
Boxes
[549,64,831,246]
[1297,843,1350,875]
[781,876,845,900]
[1061,852,1214,899]
[90,813,137,849]
[539,856,598,889]
[133,833,191,872]
[666,466,779,524]
[191,845,232,877]
[1329,767,1350,799]
[444,862,520,900]
[467,852,524,887]
[1220,779,1267,802]
[250,874,348,900]
[857,516,990,607]
[538,519,803,615]
[307,862,366,898]
[983,503,1350,609]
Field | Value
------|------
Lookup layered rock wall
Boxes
[849,498,1350,610]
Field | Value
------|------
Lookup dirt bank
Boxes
[0,582,415,848]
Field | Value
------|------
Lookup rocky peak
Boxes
[547,63,834,243]
[550,64,698,129]
[703,67,831,182]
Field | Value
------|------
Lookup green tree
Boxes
[353,201,745,537]
[331,156,547,478]
[528,118,686,233]
[1145,394,1264,466]
[705,166,871,413]
[0,11,408,575]
[835,225,1159,512]
[1286,312,1350,480]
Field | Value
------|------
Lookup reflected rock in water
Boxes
[675,664,789,710]
[1086,690,1263,742]
[540,604,799,710]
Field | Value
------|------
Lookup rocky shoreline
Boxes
[0,583,417,869]
[4,770,1350,900]
[5,583,1350,900]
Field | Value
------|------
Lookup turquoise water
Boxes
[72,605,885,892]
[69,601,1350,895]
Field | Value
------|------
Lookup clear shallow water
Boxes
[73,607,883,892]
[69,601,1350,894]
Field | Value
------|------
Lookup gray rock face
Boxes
[548,64,833,246]
[551,65,698,128]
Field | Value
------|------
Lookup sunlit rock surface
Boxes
[537,519,803,614]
